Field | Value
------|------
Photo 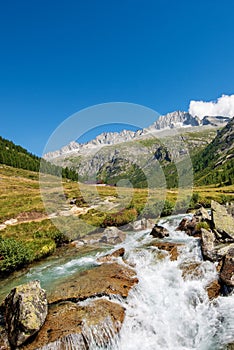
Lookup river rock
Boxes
[150,225,169,239]
[211,200,234,240]
[4,280,47,347]
[73,227,126,247]
[97,248,125,263]
[220,247,234,286]
[206,280,221,299]
[201,228,217,261]
[48,263,138,304]
[151,242,183,261]
[129,218,154,231]
[180,262,203,280]
[100,227,126,244]
[22,299,125,350]
[176,217,197,236]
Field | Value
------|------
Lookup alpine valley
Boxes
[44,110,234,188]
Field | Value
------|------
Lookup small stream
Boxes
[0,214,233,349]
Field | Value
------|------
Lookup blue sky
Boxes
[1,0,234,155]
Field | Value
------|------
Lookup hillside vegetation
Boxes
[193,117,234,186]
[0,136,78,181]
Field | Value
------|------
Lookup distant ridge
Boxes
[44,110,230,160]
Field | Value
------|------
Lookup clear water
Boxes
[1,215,233,349]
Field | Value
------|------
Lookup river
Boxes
[0,214,233,349]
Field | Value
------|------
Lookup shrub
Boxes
[161,200,174,216]
[195,221,210,231]
[102,208,138,227]
[0,236,33,273]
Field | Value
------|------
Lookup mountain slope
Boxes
[193,117,234,186]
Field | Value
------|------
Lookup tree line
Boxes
[0,136,78,181]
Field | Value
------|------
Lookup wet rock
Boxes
[180,262,203,280]
[150,225,169,239]
[22,299,125,350]
[151,242,183,261]
[206,280,221,299]
[201,228,216,261]
[48,263,138,304]
[97,248,125,263]
[220,248,234,286]
[176,217,197,236]
[4,280,47,347]
[100,227,126,245]
[211,200,234,240]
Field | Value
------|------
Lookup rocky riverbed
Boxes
[0,202,233,349]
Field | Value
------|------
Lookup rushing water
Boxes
[0,214,233,349]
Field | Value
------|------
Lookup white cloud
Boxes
[189,94,234,119]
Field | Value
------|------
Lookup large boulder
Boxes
[201,228,217,261]
[150,224,169,239]
[4,280,47,347]
[220,248,234,286]
[21,299,125,350]
[211,201,234,240]
[48,263,138,304]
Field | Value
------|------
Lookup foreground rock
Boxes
[4,280,47,347]
[220,248,234,286]
[48,263,138,304]
[178,201,234,289]
[150,224,169,239]
[201,228,216,261]
[211,200,234,240]
[22,299,125,350]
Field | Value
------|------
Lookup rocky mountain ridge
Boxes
[44,111,230,160]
